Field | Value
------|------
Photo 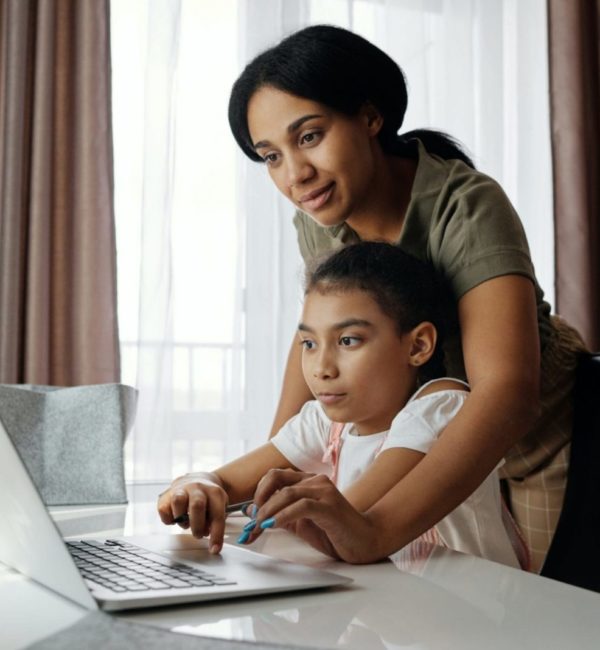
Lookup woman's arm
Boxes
[253,446,425,522]
[364,273,540,557]
[246,274,541,562]
[268,333,314,438]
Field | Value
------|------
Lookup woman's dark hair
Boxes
[228,24,473,167]
[305,241,447,382]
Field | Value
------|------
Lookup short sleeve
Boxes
[381,390,468,455]
[292,210,317,264]
[433,170,536,298]
[270,401,332,475]
[399,143,554,375]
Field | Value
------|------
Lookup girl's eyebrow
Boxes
[253,114,324,150]
[298,318,373,332]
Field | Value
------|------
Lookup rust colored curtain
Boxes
[548,0,600,350]
[0,0,120,384]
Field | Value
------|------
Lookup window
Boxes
[111,0,552,485]
[112,0,247,482]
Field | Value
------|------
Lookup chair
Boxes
[540,353,600,592]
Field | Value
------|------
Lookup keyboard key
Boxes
[163,579,192,588]
[186,578,214,587]
[210,578,237,585]
[68,540,237,591]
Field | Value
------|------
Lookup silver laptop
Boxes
[0,416,351,611]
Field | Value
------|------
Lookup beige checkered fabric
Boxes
[499,316,588,572]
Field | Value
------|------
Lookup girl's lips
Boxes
[317,393,346,406]
[299,183,335,212]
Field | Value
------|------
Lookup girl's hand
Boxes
[157,474,228,554]
[242,469,380,564]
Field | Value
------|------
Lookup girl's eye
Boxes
[300,131,321,146]
[340,336,361,347]
[301,339,315,350]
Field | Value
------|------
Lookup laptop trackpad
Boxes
[114,533,349,590]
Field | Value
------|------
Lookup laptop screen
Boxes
[0,416,97,610]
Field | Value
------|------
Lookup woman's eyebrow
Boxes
[253,114,324,150]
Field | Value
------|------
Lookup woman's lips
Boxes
[299,182,335,212]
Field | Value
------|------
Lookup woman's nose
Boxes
[286,155,314,189]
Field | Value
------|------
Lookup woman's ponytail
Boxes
[229,25,476,170]
[398,129,475,168]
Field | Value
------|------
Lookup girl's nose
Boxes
[313,350,338,380]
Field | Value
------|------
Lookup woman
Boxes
[163,25,584,571]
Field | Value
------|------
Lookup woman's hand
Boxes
[157,473,228,554]
[242,469,381,564]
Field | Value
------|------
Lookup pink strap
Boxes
[322,422,388,483]
[501,498,531,571]
[415,527,444,547]
[322,421,345,483]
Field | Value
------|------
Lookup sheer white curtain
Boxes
[111,0,552,485]
[112,0,247,484]
[304,0,553,300]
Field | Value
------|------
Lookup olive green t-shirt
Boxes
[293,140,553,380]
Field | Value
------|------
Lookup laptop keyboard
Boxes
[67,539,237,593]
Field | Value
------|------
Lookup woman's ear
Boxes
[407,322,437,367]
[360,102,384,136]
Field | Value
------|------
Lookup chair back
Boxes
[541,353,600,592]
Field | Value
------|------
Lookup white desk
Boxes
[2,494,600,649]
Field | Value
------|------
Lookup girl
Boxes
[158,242,525,568]
[226,24,587,571]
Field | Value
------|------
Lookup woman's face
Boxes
[247,86,382,228]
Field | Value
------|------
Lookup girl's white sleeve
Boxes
[381,390,469,455]
[270,401,332,476]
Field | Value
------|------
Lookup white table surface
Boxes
[2,492,600,650]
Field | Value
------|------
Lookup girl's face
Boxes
[298,288,428,435]
[247,86,382,228]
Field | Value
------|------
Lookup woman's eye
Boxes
[340,336,360,347]
[263,152,280,165]
[301,339,315,350]
[300,131,321,146]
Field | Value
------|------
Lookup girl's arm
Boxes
[343,378,467,511]
[247,274,540,562]
[157,443,292,553]
[268,334,314,438]
[343,448,425,512]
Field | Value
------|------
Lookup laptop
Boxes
[0,416,351,611]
